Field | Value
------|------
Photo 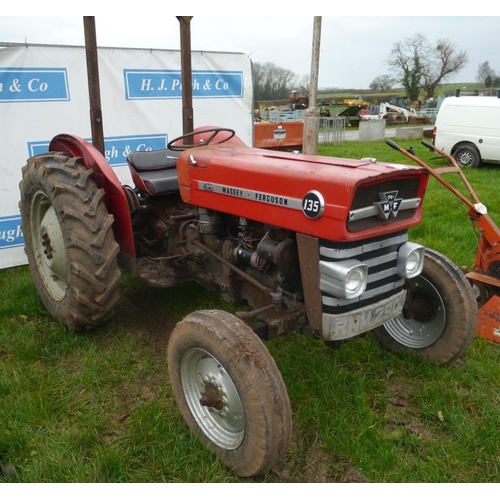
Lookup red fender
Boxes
[48,134,135,258]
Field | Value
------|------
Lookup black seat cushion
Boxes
[127,148,181,195]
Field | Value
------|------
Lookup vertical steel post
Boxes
[83,16,105,155]
[177,16,194,144]
[303,16,322,155]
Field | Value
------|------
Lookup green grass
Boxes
[318,82,486,102]
[1,140,500,483]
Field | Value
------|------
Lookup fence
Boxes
[255,114,346,147]
[318,116,346,145]
[416,107,438,118]
[261,109,306,122]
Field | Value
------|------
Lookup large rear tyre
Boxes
[373,248,477,365]
[19,153,121,330]
[167,309,292,477]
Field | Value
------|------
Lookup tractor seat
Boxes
[127,148,182,196]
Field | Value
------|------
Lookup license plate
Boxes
[323,290,407,341]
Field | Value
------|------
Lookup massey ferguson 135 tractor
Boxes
[18,126,477,477]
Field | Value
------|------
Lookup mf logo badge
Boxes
[374,191,403,219]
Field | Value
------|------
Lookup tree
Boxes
[387,33,468,100]
[295,74,310,94]
[483,74,500,88]
[369,74,397,91]
[477,61,496,84]
[421,38,468,99]
[386,33,428,101]
[252,62,297,100]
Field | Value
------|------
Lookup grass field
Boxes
[318,82,486,102]
[1,138,500,483]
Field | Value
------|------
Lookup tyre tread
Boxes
[19,152,121,330]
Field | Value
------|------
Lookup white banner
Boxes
[0,43,254,268]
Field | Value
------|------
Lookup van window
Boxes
[442,105,500,130]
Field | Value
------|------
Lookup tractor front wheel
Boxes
[167,309,292,477]
[373,248,477,365]
[19,153,121,330]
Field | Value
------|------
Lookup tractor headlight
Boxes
[319,260,368,299]
[397,242,425,279]
[345,266,367,296]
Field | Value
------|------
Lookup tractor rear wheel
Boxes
[373,248,477,365]
[19,152,121,330]
[167,309,292,477]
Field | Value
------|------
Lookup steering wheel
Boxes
[167,127,236,151]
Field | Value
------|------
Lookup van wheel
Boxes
[453,145,481,168]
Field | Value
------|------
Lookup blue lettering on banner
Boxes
[102,135,169,166]
[28,134,169,167]
[28,140,51,157]
[0,215,24,249]
[0,68,70,102]
[124,69,243,100]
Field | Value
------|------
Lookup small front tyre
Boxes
[167,309,292,477]
[373,248,477,365]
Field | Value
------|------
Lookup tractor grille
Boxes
[347,178,421,232]
[319,231,407,315]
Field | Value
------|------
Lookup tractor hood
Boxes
[177,146,429,242]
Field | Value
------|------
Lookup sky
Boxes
[1,7,500,90]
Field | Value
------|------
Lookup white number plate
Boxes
[323,290,407,341]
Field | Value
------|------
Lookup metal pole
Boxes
[177,16,194,144]
[83,16,105,155]
[303,16,322,155]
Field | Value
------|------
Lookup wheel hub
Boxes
[200,382,224,411]
[41,229,54,260]
[31,191,69,301]
[404,289,437,322]
[181,348,245,450]
[383,276,446,349]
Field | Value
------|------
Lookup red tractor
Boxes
[18,126,477,477]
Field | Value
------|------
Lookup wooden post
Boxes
[83,16,105,155]
[177,16,194,144]
[303,16,322,155]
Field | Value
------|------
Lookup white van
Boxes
[433,94,500,168]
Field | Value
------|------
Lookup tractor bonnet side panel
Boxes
[177,146,429,242]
